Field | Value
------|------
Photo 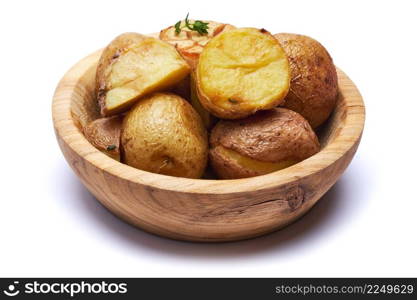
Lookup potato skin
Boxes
[190,74,217,129]
[170,75,191,101]
[209,108,320,179]
[159,20,235,68]
[196,28,290,119]
[121,93,208,179]
[84,116,123,161]
[96,32,190,116]
[274,33,338,128]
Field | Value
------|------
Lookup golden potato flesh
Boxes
[196,28,290,119]
[274,33,338,128]
[209,108,320,179]
[84,116,123,161]
[96,33,190,116]
[159,20,235,68]
[121,93,208,179]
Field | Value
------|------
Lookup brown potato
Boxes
[190,75,217,129]
[121,93,208,178]
[196,28,290,119]
[209,108,320,179]
[170,75,191,101]
[274,33,338,128]
[96,32,190,116]
[159,20,235,68]
[84,116,123,161]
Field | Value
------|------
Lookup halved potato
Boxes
[121,93,208,179]
[274,33,338,128]
[84,116,123,161]
[209,108,320,179]
[96,32,190,116]
[159,20,235,68]
[196,28,291,119]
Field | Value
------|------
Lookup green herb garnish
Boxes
[228,98,239,104]
[174,21,182,34]
[106,145,116,151]
[174,13,209,35]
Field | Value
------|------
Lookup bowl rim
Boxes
[52,49,365,195]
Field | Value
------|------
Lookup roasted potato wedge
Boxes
[209,108,320,179]
[159,20,235,68]
[84,116,123,161]
[96,33,190,116]
[121,93,208,179]
[196,28,290,119]
[274,33,338,128]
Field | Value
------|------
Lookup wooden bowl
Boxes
[52,50,365,242]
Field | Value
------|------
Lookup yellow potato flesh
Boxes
[218,146,297,174]
[105,39,190,114]
[198,28,290,113]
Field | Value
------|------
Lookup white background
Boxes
[1,0,416,277]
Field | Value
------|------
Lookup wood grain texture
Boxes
[52,48,365,242]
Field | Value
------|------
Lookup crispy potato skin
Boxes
[121,93,208,179]
[274,33,338,128]
[159,20,235,68]
[209,108,320,179]
[196,28,290,119]
[84,116,123,161]
[96,32,190,116]
[190,74,217,129]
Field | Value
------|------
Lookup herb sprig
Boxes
[175,13,209,35]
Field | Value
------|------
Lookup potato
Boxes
[196,28,290,119]
[121,93,208,178]
[190,75,217,129]
[159,20,235,68]
[96,32,190,116]
[209,108,320,179]
[170,75,191,101]
[84,116,123,161]
[274,33,338,128]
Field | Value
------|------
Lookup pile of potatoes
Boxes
[84,18,338,179]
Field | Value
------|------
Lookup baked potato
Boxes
[190,75,217,129]
[170,75,191,101]
[274,33,338,128]
[209,108,320,179]
[121,93,208,178]
[84,116,123,161]
[159,20,235,68]
[196,28,291,119]
[96,32,190,116]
